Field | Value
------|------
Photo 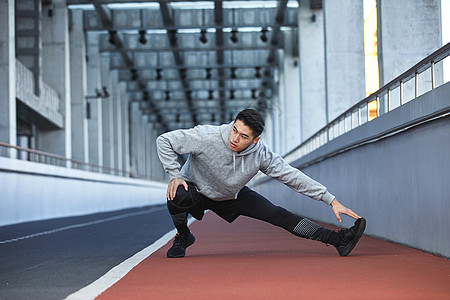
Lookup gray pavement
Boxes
[0,204,173,300]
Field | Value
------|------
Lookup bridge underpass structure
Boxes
[0,1,449,299]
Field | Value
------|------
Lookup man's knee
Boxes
[167,184,205,220]
[167,185,194,211]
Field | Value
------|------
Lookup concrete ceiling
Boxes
[67,0,301,132]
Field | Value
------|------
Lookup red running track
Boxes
[98,212,450,300]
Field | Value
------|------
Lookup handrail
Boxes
[0,142,158,181]
[284,42,450,164]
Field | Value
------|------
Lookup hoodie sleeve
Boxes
[156,126,204,180]
[259,145,335,205]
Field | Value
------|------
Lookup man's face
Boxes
[228,119,260,152]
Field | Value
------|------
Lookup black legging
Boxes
[168,183,321,239]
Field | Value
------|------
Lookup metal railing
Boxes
[0,142,155,181]
[284,42,450,164]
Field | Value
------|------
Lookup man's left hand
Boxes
[330,198,361,222]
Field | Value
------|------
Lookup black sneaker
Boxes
[166,232,195,258]
[335,218,366,256]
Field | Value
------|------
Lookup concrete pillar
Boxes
[155,127,166,180]
[261,109,274,151]
[101,55,114,170]
[138,113,146,176]
[15,0,41,96]
[69,9,88,162]
[130,101,141,177]
[86,32,103,166]
[377,0,442,107]
[0,0,17,153]
[120,83,130,174]
[144,116,152,178]
[281,30,301,154]
[324,0,366,122]
[40,0,72,158]
[153,127,166,181]
[298,0,327,141]
[149,125,157,180]
[277,55,287,154]
[111,70,122,171]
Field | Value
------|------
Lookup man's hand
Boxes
[167,178,188,201]
[330,198,361,222]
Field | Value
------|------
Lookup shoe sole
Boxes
[337,218,366,257]
[166,235,196,258]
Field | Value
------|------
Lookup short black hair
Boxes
[235,109,265,138]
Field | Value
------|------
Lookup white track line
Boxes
[64,217,195,300]
[0,207,166,244]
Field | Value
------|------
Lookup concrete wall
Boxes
[298,0,327,142]
[0,158,167,227]
[280,30,301,155]
[378,0,442,86]
[253,82,450,258]
[324,0,366,122]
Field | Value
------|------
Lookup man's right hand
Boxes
[167,178,188,201]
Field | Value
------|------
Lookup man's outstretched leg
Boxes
[297,217,366,256]
[237,187,366,256]
[310,218,366,256]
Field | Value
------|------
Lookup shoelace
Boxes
[173,233,190,247]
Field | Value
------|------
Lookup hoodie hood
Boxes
[220,121,262,156]
[220,121,262,173]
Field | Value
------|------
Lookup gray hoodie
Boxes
[156,122,335,205]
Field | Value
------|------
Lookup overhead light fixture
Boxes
[205,68,212,79]
[180,68,187,79]
[199,28,208,44]
[131,68,138,81]
[260,27,268,43]
[169,29,177,44]
[186,90,192,100]
[156,68,162,80]
[211,113,216,122]
[138,29,147,45]
[208,90,214,100]
[176,113,180,123]
[85,88,109,123]
[102,86,110,97]
[251,89,257,99]
[143,91,150,101]
[85,86,111,100]
[230,28,238,43]
[108,30,117,45]
[165,90,170,101]
[229,89,235,100]
[254,67,261,78]
[230,68,237,79]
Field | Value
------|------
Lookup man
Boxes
[156,109,366,258]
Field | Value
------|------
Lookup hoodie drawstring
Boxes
[232,152,245,173]
[232,152,236,172]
